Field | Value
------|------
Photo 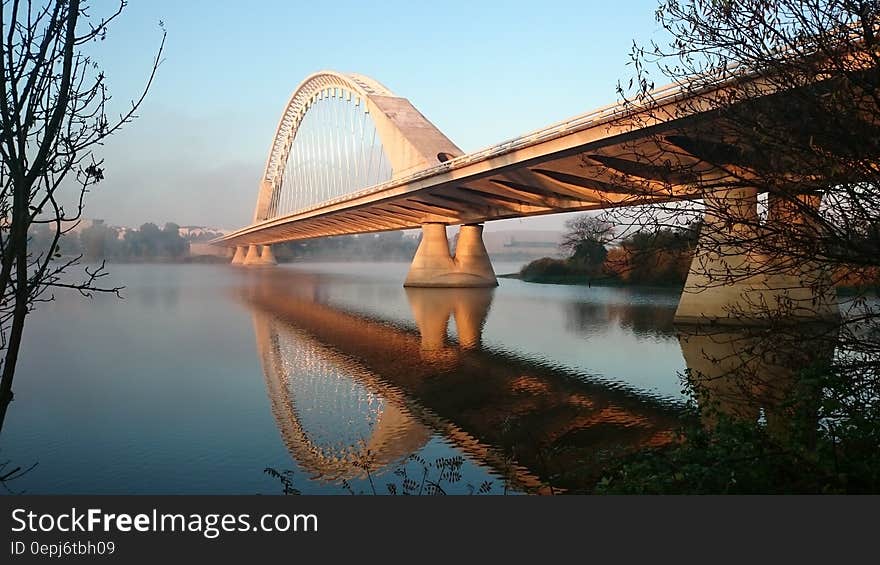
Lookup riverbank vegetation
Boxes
[595,349,880,493]
[520,213,878,290]
[519,215,699,287]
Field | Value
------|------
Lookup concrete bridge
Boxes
[216,68,849,322]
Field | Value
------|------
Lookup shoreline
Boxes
[502,271,877,294]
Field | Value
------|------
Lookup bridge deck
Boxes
[217,68,843,247]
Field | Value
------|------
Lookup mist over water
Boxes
[1,263,691,494]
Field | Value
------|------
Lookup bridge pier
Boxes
[243,245,261,265]
[259,245,277,266]
[231,245,247,265]
[404,223,497,288]
[242,244,277,267]
[675,187,837,324]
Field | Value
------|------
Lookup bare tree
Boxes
[590,0,880,487]
[600,0,880,332]
[559,214,614,254]
[0,0,164,431]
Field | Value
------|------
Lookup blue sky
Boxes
[88,0,665,230]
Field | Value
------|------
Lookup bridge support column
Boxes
[763,192,837,319]
[230,245,247,265]
[244,244,277,267]
[243,244,262,266]
[258,245,277,266]
[404,223,497,288]
[675,187,837,324]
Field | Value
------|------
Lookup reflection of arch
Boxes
[252,311,431,481]
[254,71,462,222]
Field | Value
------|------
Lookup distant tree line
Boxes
[29,221,190,262]
[274,231,419,262]
[31,225,423,264]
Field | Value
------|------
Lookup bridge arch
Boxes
[253,71,462,222]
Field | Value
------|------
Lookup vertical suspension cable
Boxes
[358,103,368,190]
[320,93,330,206]
[331,93,342,200]
[290,125,298,215]
[340,94,350,197]
[311,94,321,210]
[313,97,323,209]
[353,99,362,191]
[365,117,378,188]
[273,81,397,221]
[281,133,291,216]
[305,104,313,211]
[326,94,334,204]
[326,94,335,204]
[292,115,301,215]
[295,111,305,213]
[342,92,354,194]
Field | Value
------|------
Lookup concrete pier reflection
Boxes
[405,287,493,355]
[677,323,836,437]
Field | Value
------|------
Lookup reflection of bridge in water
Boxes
[241,270,689,493]
[243,270,835,492]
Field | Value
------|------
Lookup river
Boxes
[1,262,699,494]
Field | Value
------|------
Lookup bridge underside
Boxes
[218,131,710,246]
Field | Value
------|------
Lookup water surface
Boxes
[1,262,692,494]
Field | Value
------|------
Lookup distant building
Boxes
[115,226,132,240]
[188,242,229,257]
[175,226,230,257]
[60,218,98,234]
[481,230,563,260]
[177,225,228,240]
